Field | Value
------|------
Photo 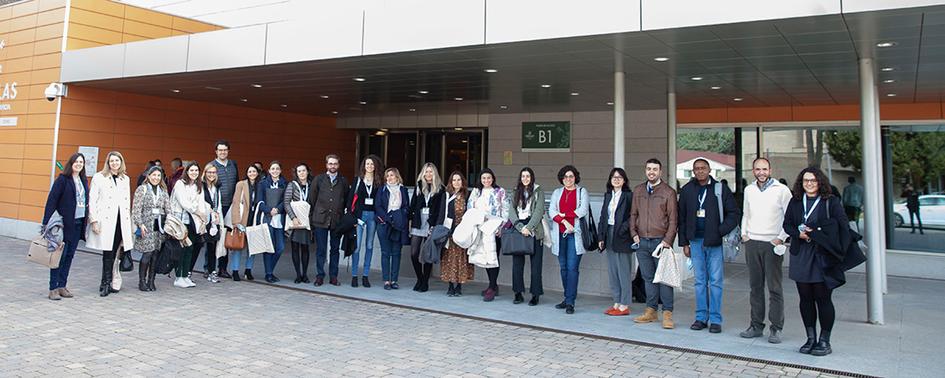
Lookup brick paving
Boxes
[1,237,849,377]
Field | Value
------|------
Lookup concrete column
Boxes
[859,57,885,325]
[872,79,888,294]
[667,81,677,188]
[614,53,625,169]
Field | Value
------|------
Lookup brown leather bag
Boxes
[224,228,246,250]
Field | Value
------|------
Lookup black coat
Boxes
[597,189,633,253]
[409,183,445,230]
[309,173,349,229]
[783,195,857,289]
[677,176,741,247]
[43,174,89,244]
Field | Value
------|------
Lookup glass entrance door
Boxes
[357,129,485,186]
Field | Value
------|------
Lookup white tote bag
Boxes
[247,206,274,255]
[652,245,687,289]
[285,182,311,230]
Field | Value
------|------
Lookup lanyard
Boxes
[803,196,821,223]
[698,187,708,209]
[270,179,279,189]
[295,181,309,202]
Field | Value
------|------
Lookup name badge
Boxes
[443,217,453,229]
[77,202,86,208]
[696,209,706,218]
[421,207,430,215]
[151,208,162,215]
[364,198,374,206]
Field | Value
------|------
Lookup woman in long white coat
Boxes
[86,151,135,297]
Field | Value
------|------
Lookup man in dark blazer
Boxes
[309,154,349,286]
[678,159,741,334]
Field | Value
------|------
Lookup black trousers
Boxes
[511,237,543,296]
[410,236,433,284]
[796,282,835,332]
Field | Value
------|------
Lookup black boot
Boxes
[138,256,149,292]
[799,327,817,354]
[362,276,371,288]
[811,330,832,356]
[513,293,525,304]
[147,263,157,291]
[100,252,115,297]
[454,283,463,296]
[447,282,455,296]
[232,271,241,281]
[244,269,254,281]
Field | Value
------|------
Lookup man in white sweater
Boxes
[739,157,793,344]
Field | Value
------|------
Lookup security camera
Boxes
[45,83,67,101]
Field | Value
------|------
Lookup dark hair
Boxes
[606,167,630,192]
[645,158,662,169]
[360,154,384,185]
[693,158,710,168]
[245,164,261,184]
[293,163,311,183]
[476,168,499,190]
[252,161,263,171]
[752,157,770,168]
[144,165,167,192]
[267,161,282,179]
[514,167,536,210]
[557,165,581,185]
[848,176,856,184]
[215,139,230,149]
[171,157,183,170]
[153,159,162,165]
[447,170,468,197]
[182,161,202,193]
[792,166,833,199]
[62,153,87,178]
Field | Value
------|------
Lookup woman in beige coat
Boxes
[86,151,135,297]
[230,164,262,280]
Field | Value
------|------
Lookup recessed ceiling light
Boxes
[654,57,669,62]
[280,104,287,108]
[876,41,897,48]
[499,105,508,110]
[883,79,896,84]
[320,95,329,99]
[710,86,721,90]
[170,89,180,93]
[205,86,222,91]
[540,84,551,88]
[606,101,614,106]
[353,77,366,82]
[570,92,579,96]
[418,90,429,94]
[454,97,463,101]
[733,97,744,102]
[251,84,262,88]
[240,98,248,102]
[881,67,895,72]
[484,68,498,73]
[359,101,367,105]
[454,127,463,131]
[409,108,416,112]
[332,111,338,114]
[886,93,897,97]
[691,76,703,81]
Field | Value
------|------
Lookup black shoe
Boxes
[800,327,817,354]
[555,301,568,309]
[244,270,254,281]
[362,276,371,288]
[314,277,324,286]
[271,275,280,283]
[329,277,339,286]
[454,284,462,296]
[811,330,832,356]
[384,283,392,290]
[447,283,455,297]
[565,305,575,314]
[109,287,119,294]
[301,275,310,283]
[709,324,722,334]
[528,295,540,306]
[513,293,524,304]
[265,275,275,283]
[690,321,708,330]
[294,276,302,284]
[232,271,241,282]
[414,282,422,292]
[218,271,232,279]
[418,281,429,293]
[99,284,109,297]
[391,282,400,290]
[139,282,148,292]
[352,277,359,288]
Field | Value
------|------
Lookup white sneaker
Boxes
[184,277,197,287]
[208,271,220,283]
[174,278,187,288]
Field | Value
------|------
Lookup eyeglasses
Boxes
[803,178,818,183]
[563,174,575,178]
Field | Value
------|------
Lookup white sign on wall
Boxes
[0,117,16,126]
[78,146,99,177]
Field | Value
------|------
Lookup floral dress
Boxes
[440,192,474,283]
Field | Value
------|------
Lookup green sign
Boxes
[522,121,570,151]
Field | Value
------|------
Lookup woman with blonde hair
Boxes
[197,162,224,281]
[86,151,135,297]
[377,167,410,290]
[408,163,445,292]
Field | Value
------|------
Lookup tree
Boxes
[805,129,825,167]
[824,129,945,187]
[677,130,735,155]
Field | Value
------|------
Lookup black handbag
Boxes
[501,228,535,255]
[119,250,134,272]
[155,239,183,275]
[579,199,600,251]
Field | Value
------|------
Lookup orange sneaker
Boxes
[604,308,618,315]
[610,308,631,316]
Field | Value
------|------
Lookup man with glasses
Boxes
[310,154,349,286]
[739,158,792,343]
[678,159,740,334]
[212,140,239,278]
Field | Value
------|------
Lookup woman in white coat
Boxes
[86,151,135,297]
[466,168,508,302]
[549,165,592,314]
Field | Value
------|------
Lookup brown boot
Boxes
[48,290,61,301]
[634,307,657,323]
[58,288,74,298]
[662,310,675,329]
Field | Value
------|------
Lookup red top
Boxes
[553,188,578,233]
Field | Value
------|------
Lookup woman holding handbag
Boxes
[285,163,314,284]
[467,168,508,302]
[348,155,383,288]
[506,167,546,306]
[549,165,591,314]
[131,165,171,292]
[170,162,208,288]
[597,168,634,316]
[440,171,474,297]
[230,164,262,281]
[86,151,135,297]
[257,161,287,283]
[42,153,89,300]
[408,163,445,293]
[198,162,225,282]
[376,168,410,290]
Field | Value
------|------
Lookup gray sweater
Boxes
[212,159,239,207]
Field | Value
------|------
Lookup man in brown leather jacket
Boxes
[629,158,678,329]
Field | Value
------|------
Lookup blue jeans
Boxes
[351,211,377,278]
[263,226,285,276]
[557,233,582,305]
[228,248,256,272]
[49,221,83,290]
[314,227,341,278]
[690,238,724,324]
[378,225,402,282]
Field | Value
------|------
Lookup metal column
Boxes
[667,82,677,187]
[859,58,885,325]
[614,53,626,169]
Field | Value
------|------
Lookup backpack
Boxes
[715,182,741,262]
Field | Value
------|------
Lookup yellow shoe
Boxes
[662,310,675,329]
[634,307,657,323]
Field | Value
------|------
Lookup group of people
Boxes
[41,139,858,358]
